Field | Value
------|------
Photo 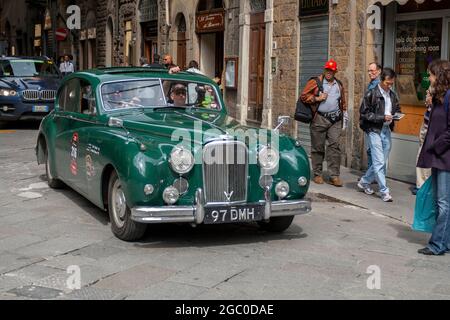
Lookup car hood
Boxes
[115,109,272,146]
[0,77,60,91]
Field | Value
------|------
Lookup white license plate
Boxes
[32,105,49,112]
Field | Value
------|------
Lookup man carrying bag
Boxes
[298,59,347,187]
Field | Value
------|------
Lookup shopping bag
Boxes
[412,177,436,233]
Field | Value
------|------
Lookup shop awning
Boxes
[368,0,444,6]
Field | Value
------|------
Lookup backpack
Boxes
[294,77,324,124]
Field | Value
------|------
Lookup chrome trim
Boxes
[202,140,248,204]
[131,188,312,224]
[22,89,56,101]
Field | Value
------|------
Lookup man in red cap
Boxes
[300,58,347,187]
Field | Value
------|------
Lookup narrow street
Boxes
[1,124,449,300]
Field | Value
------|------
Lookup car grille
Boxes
[202,140,248,203]
[22,90,56,101]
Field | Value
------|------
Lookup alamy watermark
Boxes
[66,265,81,290]
[366,265,381,290]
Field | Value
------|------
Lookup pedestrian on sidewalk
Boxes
[416,59,450,256]
[412,88,433,195]
[300,59,347,187]
[59,55,74,76]
[365,62,383,173]
[358,68,401,202]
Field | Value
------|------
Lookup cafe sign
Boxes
[196,11,225,33]
[299,0,329,17]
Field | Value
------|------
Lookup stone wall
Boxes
[272,0,299,135]
[329,0,367,170]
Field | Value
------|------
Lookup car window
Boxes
[57,85,68,111]
[0,59,59,77]
[80,80,96,115]
[63,78,81,113]
[101,79,165,111]
[163,80,221,110]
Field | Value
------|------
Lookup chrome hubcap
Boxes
[112,180,127,228]
[46,154,53,180]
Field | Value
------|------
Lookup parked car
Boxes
[35,67,312,241]
[0,56,61,124]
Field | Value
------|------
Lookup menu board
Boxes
[395,18,442,105]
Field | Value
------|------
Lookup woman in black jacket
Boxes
[417,59,450,256]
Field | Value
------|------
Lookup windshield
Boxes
[101,79,222,111]
[0,59,60,77]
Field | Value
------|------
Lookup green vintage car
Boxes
[35,67,312,241]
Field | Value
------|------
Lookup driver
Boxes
[169,83,187,107]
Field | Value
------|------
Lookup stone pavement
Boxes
[1,126,450,301]
[309,166,416,225]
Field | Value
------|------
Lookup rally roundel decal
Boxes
[70,133,78,176]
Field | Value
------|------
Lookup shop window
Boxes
[197,0,223,12]
[394,18,442,106]
[250,0,266,13]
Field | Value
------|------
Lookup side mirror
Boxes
[274,115,290,132]
[108,117,123,128]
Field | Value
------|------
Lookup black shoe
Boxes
[411,187,418,195]
[418,247,444,256]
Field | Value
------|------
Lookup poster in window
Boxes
[225,57,238,89]
[394,18,442,105]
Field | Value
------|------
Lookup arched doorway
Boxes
[139,0,158,64]
[247,0,266,124]
[176,13,187,70]
[196,0,225,78]
[105,18,114,67]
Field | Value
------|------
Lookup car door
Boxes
[53,77,90,195]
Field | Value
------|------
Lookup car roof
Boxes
[75,67,216,84]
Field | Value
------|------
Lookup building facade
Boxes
[2,0,449,183]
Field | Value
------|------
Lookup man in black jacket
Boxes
[358,68,401,202]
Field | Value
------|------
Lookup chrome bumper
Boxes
[131,188,312,224]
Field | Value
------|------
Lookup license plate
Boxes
[32,105,49,112]
[203,204,264,224]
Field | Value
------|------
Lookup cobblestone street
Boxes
[1,125,449,300]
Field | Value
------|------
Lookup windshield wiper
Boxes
[152,105,188,111]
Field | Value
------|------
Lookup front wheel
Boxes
[258,216,295,232]
[108,170,147,241]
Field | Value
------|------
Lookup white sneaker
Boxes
[381,192,393,202]
[357,181,374,195]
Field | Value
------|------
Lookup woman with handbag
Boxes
[416,59,450,256]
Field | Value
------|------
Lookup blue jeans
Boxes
[360,125,391,194]
[427,169,450,254]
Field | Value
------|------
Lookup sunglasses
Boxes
[174,89,186,96]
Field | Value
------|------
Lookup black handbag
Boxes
[294,99,313,123]
[294,77,324,124]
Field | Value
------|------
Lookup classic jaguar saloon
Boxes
[35,67,312,241]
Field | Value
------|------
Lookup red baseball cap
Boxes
[324,59,338,72]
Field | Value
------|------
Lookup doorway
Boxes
[247,12,265,124]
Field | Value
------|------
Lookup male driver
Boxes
[169,83,187,107]
[300,59,347,187]
[358,68,401,202]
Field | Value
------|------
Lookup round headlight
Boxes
[9,90,17,96]
[169,146,194,174]
[163,186,180,205]
[298,176,308,187]
[258,146,279,171]
[275,181,290,199]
